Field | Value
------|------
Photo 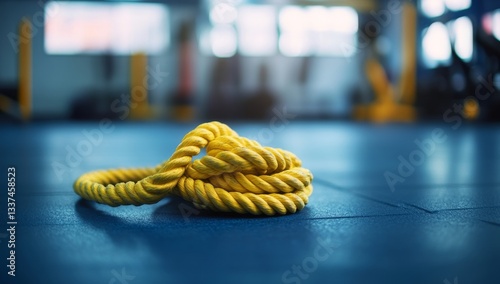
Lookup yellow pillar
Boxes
[130,52,150,119]
[399,2,417,105]
[19,17,32,121]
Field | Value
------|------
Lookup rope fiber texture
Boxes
[73,121,313,215]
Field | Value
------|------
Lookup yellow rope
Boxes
[73,121,313,215]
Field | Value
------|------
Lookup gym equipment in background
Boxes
[354,2,417,123]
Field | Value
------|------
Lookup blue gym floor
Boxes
[1,121,499,284]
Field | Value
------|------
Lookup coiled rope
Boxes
[73,121,313,215]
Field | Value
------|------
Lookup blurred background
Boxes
[1,2,500,283]
[0,0,499,123]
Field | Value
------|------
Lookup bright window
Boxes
[209,1,237,24]
[279,6,358,57]
[451,17,473,62]
[210,25,237,58]
[237,5,277,56]
[421,0,446,18]
[279,6,310,56]
[494,10,500,41]
[444,0,471,12]
[422,22,452,68]
[44,1,169,55]
[202,3,358,58]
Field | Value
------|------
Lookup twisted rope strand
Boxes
[73,121,313,215]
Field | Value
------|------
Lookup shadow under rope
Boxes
[73,198,320,280]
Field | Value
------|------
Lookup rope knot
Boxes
[74,121,313,215]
